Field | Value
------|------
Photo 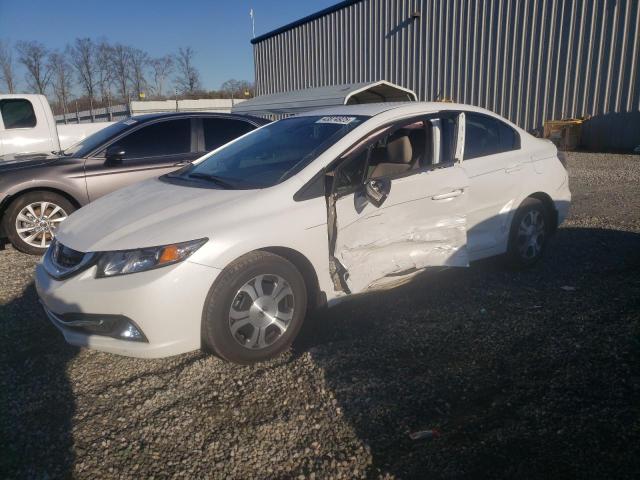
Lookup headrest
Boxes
[386,134,413,164]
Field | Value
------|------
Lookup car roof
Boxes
[296,101,523,131]
[129,111,270,125]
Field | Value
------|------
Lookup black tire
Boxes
[2,191,76,255]
[202,251,308,364]
[506,197,549,269]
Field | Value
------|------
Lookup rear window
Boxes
[203,118,255,151]
[0,99,37,129]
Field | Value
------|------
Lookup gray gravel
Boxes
[1,152,639,479]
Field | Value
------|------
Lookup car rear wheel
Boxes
[202,251,307,364]
[3,191,75,255]
[506,197,549,268]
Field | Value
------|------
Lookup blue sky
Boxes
[0,0,338,91]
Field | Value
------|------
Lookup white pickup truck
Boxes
[0,94,112,157]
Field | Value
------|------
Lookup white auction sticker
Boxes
[316,116,357,125]
[123,119,138,125]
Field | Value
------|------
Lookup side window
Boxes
[498,121,519,151]
[203,118,254,151]
[115,119,191,159]
[464,113,519,159]
[333,120,433,192]
[334,148,368,194]
[367,121,428,179]
[0,99,37,129]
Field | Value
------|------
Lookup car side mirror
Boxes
[105,145,126,164]
[364,178,391,207]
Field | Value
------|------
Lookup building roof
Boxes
[231,81,417,117]
[251,0,362,44]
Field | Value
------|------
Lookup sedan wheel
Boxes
[202,251,307,364]
[229,274,295,350]
[516,209,545,261]
[3,191,76,255]
[507,197,549,268]
[15,201,68,250]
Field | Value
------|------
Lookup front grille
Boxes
[44,239,96,280]
[51,240,85,269]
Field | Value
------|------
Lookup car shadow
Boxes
[0,282,78,478]
[294,226,640,478]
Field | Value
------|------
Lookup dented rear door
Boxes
[331,165,470,293]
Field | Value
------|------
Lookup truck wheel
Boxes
[202,251,307,364]
[3,191,75,255]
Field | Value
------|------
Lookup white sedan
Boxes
[35,102,571,364]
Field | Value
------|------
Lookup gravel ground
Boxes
[1,152,639,479]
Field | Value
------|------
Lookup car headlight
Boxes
[96,238,207,278]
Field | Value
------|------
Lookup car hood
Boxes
[55,177,260,252]
[0,152,63,172]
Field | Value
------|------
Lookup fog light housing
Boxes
[45,309,149,343]
[119,322,145,341]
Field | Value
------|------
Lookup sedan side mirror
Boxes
[105,145,126,164]
[364,178,391,207]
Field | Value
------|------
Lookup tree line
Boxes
[0,38,254,116]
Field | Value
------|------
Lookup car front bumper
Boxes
[35,259,221,358]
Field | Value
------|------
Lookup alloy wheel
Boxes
[15,201,68,249]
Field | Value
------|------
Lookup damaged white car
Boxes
[36,103,571,364]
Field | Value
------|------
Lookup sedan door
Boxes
[83,118,199,201]
[460,113,526,256]
[328,115,469,293]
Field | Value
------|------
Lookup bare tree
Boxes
[16,40,51,94]
[174,47,201,95]
[0,39,17,93]
[150,55,173,97]
[95,40,114,104]
[220,79,254,99]
[129,47,149,99]
[48,50,73,119]
[110,44,131,101]
[69,38,98,118]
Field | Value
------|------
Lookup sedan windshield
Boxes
[62,121,133,157]
[176,115,368,189]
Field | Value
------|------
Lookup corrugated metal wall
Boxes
[253,0,640,146]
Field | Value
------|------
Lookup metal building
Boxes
[251,0,640,150]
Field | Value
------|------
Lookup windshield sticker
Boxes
[316,116,357,125]
[123,119,137,125]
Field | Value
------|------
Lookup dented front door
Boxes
[331,165,470,293]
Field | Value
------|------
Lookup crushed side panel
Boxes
[334,207,468,293]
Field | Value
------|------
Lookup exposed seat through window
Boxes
[370,131,414,179]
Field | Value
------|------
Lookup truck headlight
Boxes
[96,238,207,278]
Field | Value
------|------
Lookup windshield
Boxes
[62,121,133,157]
[176,115,368,189]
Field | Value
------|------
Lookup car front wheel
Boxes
[202,251,307,364]
[3,191,75,255]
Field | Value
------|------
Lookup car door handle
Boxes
[431,189,463,201]
[505,163,523,173]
